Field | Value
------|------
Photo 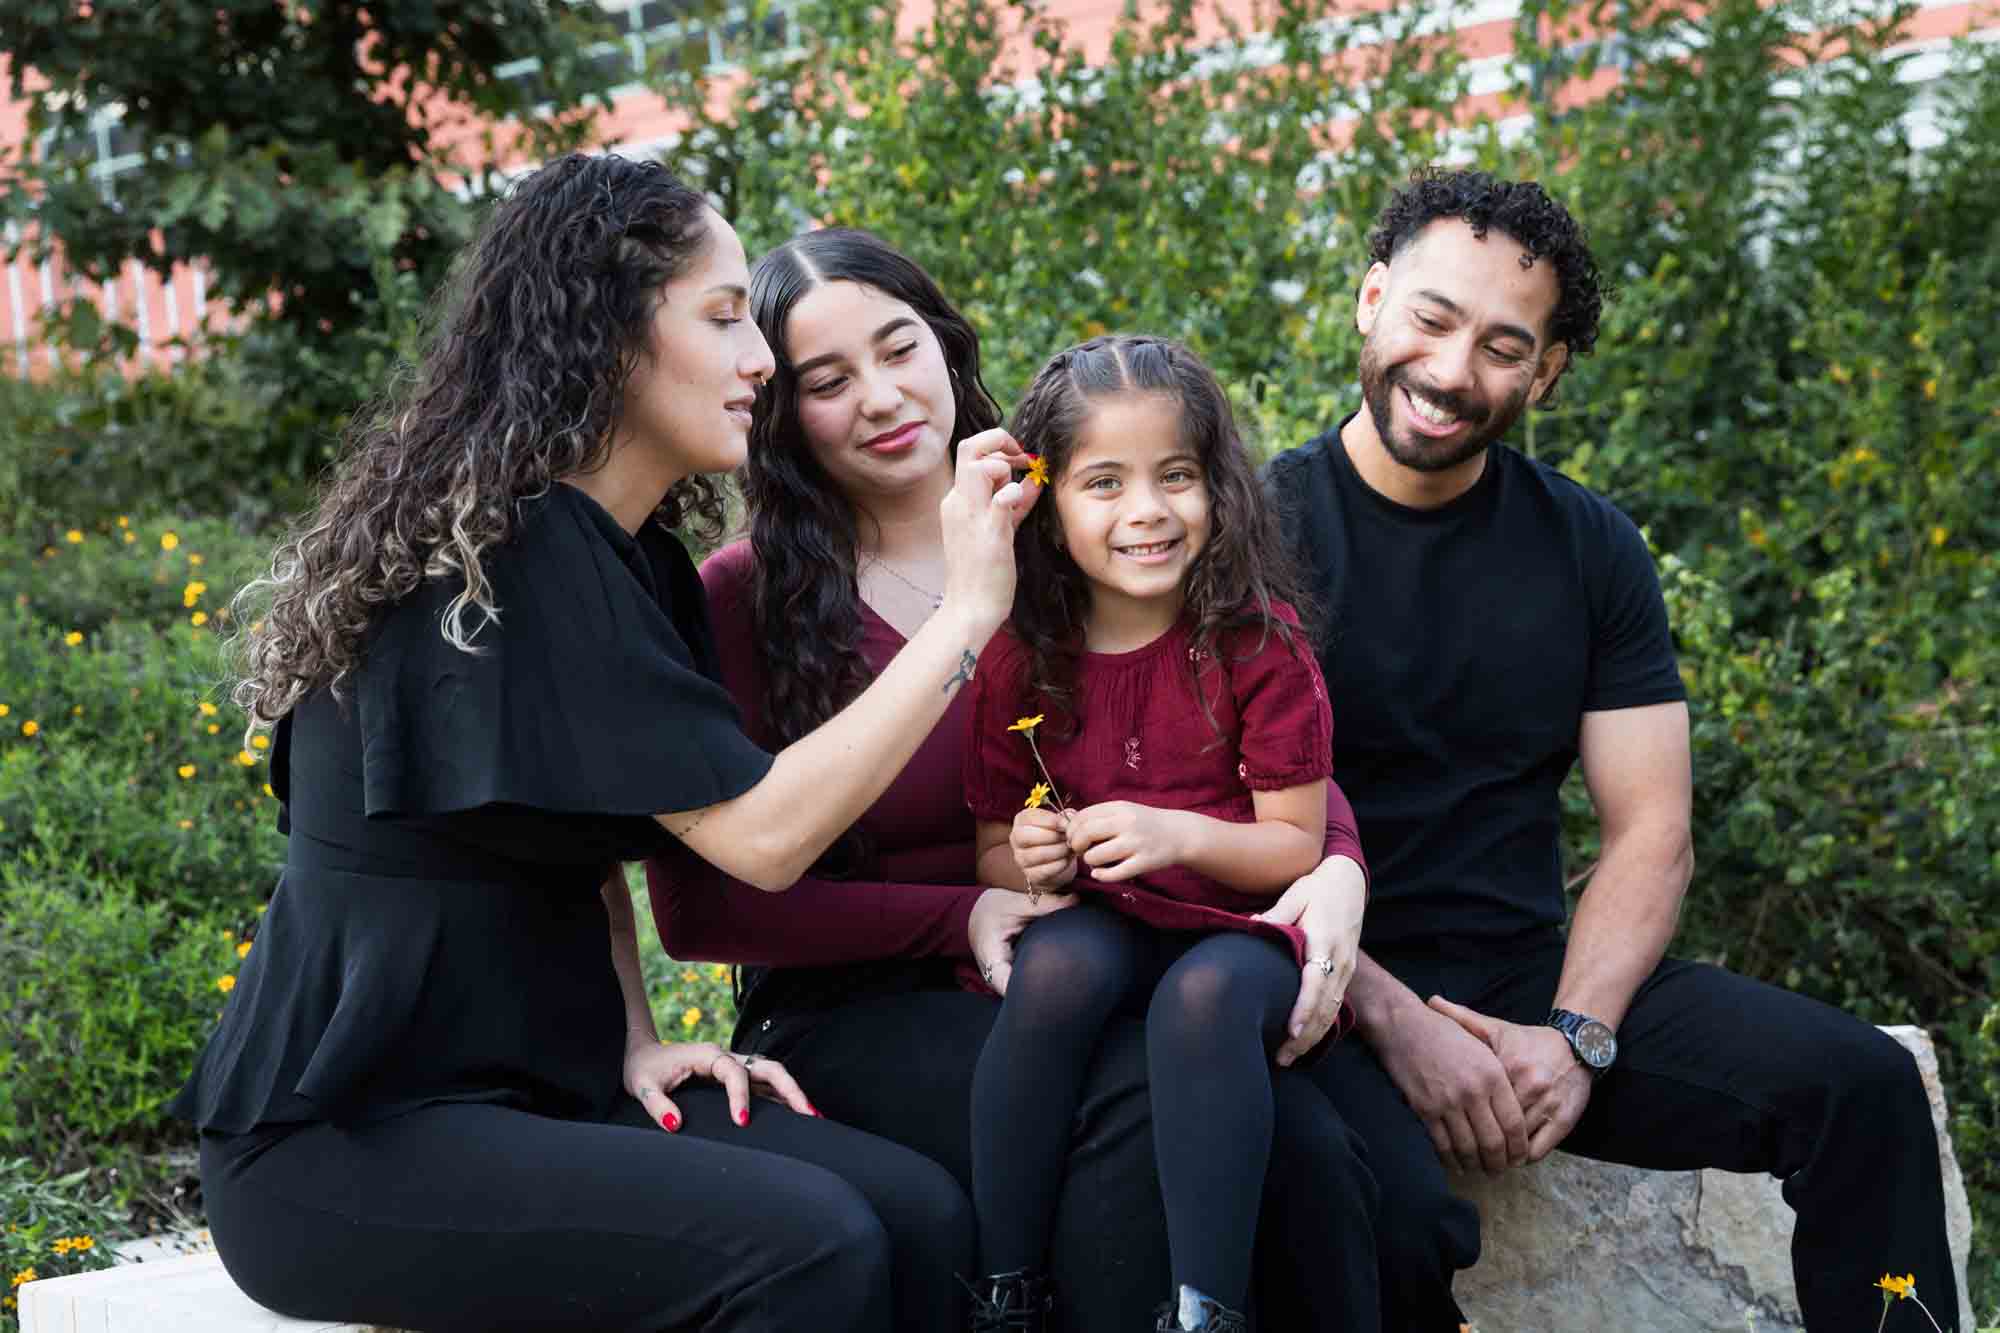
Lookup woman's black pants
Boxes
[750,955,1381,1331]
[200,1090,973,1332]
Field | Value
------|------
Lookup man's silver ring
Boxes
[741,1053,759,1071]
[1306,956,1337,977]
[981,963,994,983]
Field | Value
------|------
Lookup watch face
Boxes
[1575,1019,1617,1069]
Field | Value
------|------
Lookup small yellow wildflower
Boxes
[64,630,83,646]
[0,704,8,716]
[123,530,136,544]
[681,1006,702,1029]
[263,783,275,798]
[65,529,84,544]
[1025,781,1052,810]
[1008,715,1045,734]
[1875,1273,1915,1300]
[21,720,39,738]
[117,516,129,528]
[1922,378,1938,401]
[178,819,193,830]
[40,546,55,558]
[217,975,236,994]
[71,705,83,717]
[191,611,209,627]
[237,940,252,958]
[11,1267,34,1287]
[178,763,197,779]
[1023,454,1051,487]
[183,581,208,607]
[199,701,218,716]
[682,968,700,983]
[252,734,270,750]
[236,749,258,767]
[207,723,220,735]
[1851,447,1877,464]
[222,929,235,942]
[160,531,180,551]
[189,552,204,566]
[1930,526,1948,548]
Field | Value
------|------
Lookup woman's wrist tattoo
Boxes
[944,649,977,694]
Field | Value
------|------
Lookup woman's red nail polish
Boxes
[735,1108,749,1126]
[807,1104,821,1118]
[662,1112,680,1131]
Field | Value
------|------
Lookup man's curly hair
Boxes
[1368,166,1607,390]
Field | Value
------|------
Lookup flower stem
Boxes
[1907,1294,1945,1333]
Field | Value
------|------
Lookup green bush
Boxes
[1,1158,123,1333]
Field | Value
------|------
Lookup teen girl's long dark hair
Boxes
[743,229,1002,745]
[1008,334,1309,738]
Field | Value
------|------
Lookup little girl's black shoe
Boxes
[1152,1283,1249,1332]
[962,1267,1054,1332]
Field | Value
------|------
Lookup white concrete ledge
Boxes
[17,1251,402,1333]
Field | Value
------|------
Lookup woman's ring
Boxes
[980,963,994,984]
[1306,956,1337,977]
[741,1053,759,1071]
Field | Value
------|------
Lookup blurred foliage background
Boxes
[2,0,1994,1322]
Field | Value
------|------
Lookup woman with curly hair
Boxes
[173,154,1037,1333]
[645,230,1381,1332]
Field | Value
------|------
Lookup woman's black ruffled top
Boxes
[174,485,773,1133]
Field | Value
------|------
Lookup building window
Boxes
[495,0,792,105]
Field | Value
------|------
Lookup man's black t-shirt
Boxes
[1266,422,1686,949]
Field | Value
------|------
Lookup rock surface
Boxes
[1453,1026,1975,1332]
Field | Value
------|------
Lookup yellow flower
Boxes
[1930,526,1948,548]
[682,968,700,983]
[0,704,8,716]
[189,552,204,566]
[10,1267,35,1287]
[177,819,193,830]
[238,940,252,958]
[252,734,270,750]
[236,749,258,767]
[117,516,129,528]
[71,705,83,717]
[1875,1273,1915,1300]
[1008,714,1045,733]
[1850,447,1877,464]
[65,529,84,544]
[1024,454,1050,487]
[160,531,180,551]
[263,783,275,798]
[681,1006,702,1029]
[1025,781,1051,809]
[183,581,208,607]
[1922,377,1938,401]
[216,975,236,994]
[207,723,220,735]
[177,763,196,779]
[190,611,209,627]
[222,929,235,942]
[199,701,218,716]
[64,630,83,646]
[709,963,731,981]
[122,530,136,544]
[21,720,38,737]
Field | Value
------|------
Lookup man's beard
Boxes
[1358,336,1530,474]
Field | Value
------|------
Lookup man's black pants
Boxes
[1307,927,1960,1332]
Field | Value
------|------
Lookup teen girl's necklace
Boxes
[864,554,943,610]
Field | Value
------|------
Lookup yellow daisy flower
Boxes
[1025,782,1051,809]
[216,975,236,994]
[160,531,180,551]
[177,763,197,779]
[1008,714,1045,734]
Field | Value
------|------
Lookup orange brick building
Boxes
[1,0,1991,377]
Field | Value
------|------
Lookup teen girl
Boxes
[961,335,1375,1333]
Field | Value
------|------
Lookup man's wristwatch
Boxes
[1545,1008,1617,1077]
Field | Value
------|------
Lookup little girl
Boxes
[961,335,1371,1333]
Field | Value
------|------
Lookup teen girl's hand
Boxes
[1256,854,1367,1067]
[1011,805,1079,892]
[1065,800,1190,882]
[623,1037,816,1132]
[968,886,1079,996]
[938,428,1041,636]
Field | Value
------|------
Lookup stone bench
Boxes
[20,1028,1974,1333]
[1454,1026,1976,1333]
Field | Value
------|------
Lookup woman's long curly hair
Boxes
[743,229,1002,745]
[1008,335,1309,740]
[231,153,720,726]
